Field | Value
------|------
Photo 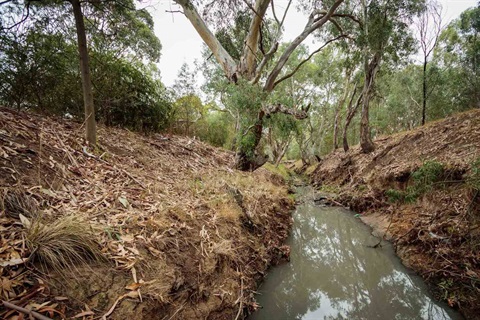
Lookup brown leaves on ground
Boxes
[0,107,293,319]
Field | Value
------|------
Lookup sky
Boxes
[147,0,478,87]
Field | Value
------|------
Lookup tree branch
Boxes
[240,0,271,78]
[273,34,348,88]
[1,0,33,31]
[263,0,344,92]
[173,0,237,81]
[263,103,308,119]
[251,41,278,84]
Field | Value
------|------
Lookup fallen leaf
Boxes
[54,296,69,301]
[73,310,95,318]
[125,282,141,291]
[118,197,129,208]
[0,258,27,267]
[18,214,31,229]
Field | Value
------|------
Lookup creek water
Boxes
[249,187,463,320]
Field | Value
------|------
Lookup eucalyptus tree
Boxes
[354,0,422,153]
[434,5,480,109]
[173,0,358,170]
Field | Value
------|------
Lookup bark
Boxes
[240,0,271,79]
[359,51,381,154]
[174,0,237,81]
[343,85,360,152]
[422,57,427,125]
[71,0,96,145]
[333,75,351,150]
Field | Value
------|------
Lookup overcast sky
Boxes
[147,0,478,87]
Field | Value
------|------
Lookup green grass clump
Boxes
[386,160,445,203]
[262,163,292,181]
[467,158,480,192]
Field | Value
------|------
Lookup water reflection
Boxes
[249,188,462,320]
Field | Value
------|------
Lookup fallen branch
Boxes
[234,268,244,320]
[2,300,53,320]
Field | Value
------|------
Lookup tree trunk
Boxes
[422,57,427,125]
[359,51,381,154]
[343,85,360,152]
[333,76,350,151]
[274,136,292,166]
[240,0,271,78]
[174,0,237,81]
[234,110,266,171]
[71,0,96,146]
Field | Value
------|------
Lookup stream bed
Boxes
[249,187,463,320]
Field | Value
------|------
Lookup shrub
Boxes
[386,160,445,203]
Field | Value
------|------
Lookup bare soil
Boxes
[0,107,293,319]
[309,109,480,319]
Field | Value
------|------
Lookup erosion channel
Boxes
[249,186,463,320]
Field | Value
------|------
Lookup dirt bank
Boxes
[309,110,480,319]
[0,107,293,319]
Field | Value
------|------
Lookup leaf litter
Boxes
[0,107,293,319]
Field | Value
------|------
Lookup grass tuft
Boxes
[1,188,38,219]
[26,215,105,276]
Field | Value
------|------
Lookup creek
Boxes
[249,187,463,320]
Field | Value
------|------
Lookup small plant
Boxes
[467,157,480,192]
[386,189,406,202]
[410,160,445,193]
[386,160,445,203]
[25,215,105,276]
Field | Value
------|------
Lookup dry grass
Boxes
[25,215,105,276]
[1,188,38,219]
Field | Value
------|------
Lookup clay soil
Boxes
[309,109,480,319]
[0,107,293,319]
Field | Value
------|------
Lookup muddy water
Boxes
[249,187,462,320]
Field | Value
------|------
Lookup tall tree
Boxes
[416,0,442,125]
[357,0,422,153]
[173,0,352,170]
[70,0,96,144]
[0,0,161,145]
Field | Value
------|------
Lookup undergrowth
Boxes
[387,158,480,203]
[468,157,480,192]
[386,160,445,203]
[262,162,292,181]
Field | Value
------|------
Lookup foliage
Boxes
[262,163,292,181]
[0,0,170,133]
[386,160,445,202]
[467,158,480,192]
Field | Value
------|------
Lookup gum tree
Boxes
[173,0,355,170]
